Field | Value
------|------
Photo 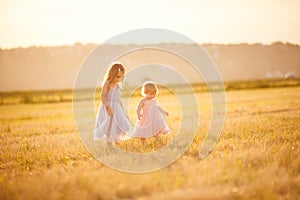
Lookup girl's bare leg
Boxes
[155,134,160,141]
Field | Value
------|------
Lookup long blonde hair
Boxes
[102,62,126,87]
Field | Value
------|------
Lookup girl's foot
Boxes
[155,135,160,142]
[114,140,120,145]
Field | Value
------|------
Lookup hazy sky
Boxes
[0,0,299,48]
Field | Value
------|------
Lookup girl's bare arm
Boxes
[136,99,145,120]
[101,81,113,116]
[158,106,169,116]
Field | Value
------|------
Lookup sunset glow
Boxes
[0,0,300,48]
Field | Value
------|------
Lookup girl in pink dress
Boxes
[134,81,170,144]
[94,62,131,143]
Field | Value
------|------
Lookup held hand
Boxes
[106,106,113,116]
[138,114,142,120]
[165,111,169,116]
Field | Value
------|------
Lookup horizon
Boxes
[1,40,299,92]
[1,0,299,49]
[1,41,299,51]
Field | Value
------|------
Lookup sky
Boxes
[0,0,299,48]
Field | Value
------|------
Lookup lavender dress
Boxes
[94,87,130,142]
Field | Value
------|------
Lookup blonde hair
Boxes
[102,62,125,87]
[141,81,158,97]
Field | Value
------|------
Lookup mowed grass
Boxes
[0,86,299,200]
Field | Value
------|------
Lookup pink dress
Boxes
[134,98,169,138]
[94,87,131,142]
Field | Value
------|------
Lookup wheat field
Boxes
[0,85,299,200]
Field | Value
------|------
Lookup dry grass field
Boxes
[0,84,299,200]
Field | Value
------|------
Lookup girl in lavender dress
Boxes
[134,81,170,144]
[94,62,130,143]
